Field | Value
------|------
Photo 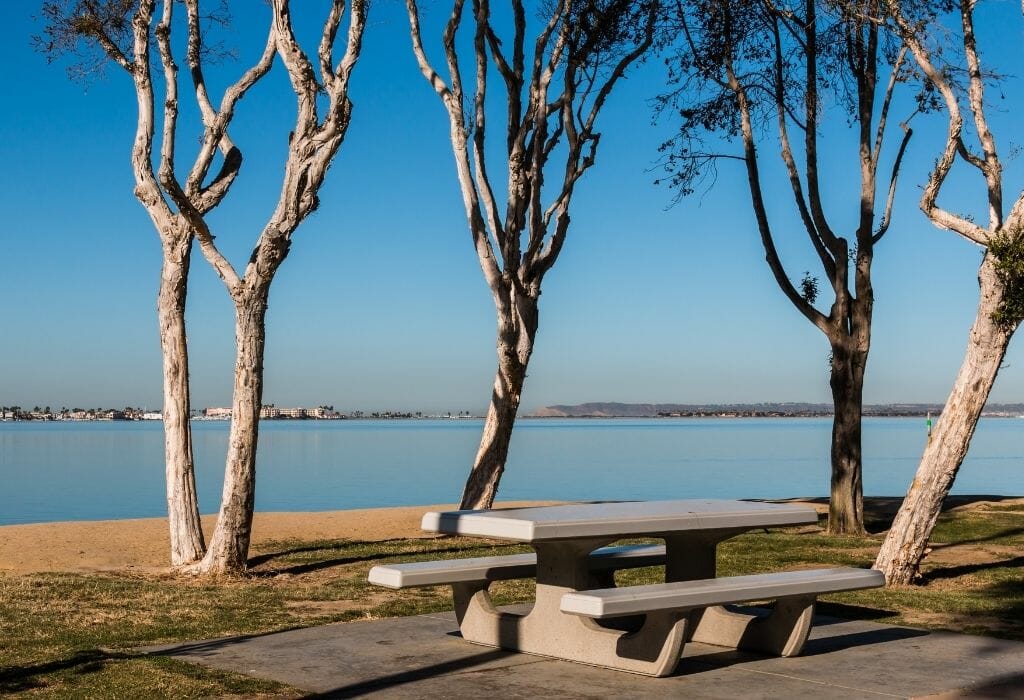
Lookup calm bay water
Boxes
[1,417,1021,525]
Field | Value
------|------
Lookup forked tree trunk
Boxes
[157,229,205,566]
[874,254,1012,584]
[827,341,867,535]
[460,293,538,510]
[190,285,269,574]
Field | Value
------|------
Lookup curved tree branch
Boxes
[886,1,990,245]
[873,120,913,244]
[960,0,1002,229]
[406,0,504,296]
[768,11,835,281]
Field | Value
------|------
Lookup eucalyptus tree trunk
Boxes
[158,229,205,564]
[874,255,1011,584]
[192,284,270,573]
[461,293,538,510]
[827,339,867,535]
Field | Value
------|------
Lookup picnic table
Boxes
[369,499,883,677]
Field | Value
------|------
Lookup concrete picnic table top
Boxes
[421,499,818,542]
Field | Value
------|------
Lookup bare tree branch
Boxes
[407,0,456,102]
[154,0,239,288]
[471,0,507,269]
[729,14,829,331]
[801,0,841,257]
[769,11,835,282]
[184,0,275,212]
[872,45,906,166]
[960,0,1002,229]
[272,1,319,137]
[406,0,504,293]
[334,0,365,86]
[886,0,990,245]
[873,120,913,243]
[155,0,181,202]
[318,0,345,93]
[128,0,174,225]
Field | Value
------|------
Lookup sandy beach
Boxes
[0,505,452,574]
[0,502,562,574]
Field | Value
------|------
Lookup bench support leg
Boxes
[450,539,690,677]
[689,595,816,656]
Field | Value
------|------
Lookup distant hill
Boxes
[530,402,1024,418]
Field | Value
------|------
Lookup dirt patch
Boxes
[927,542,1021,567]
[901,610,1022,635]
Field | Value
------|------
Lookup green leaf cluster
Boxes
[988,229,1024,331]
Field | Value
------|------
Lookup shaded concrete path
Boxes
[148,611,1024,698]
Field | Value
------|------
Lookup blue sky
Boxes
[1,1,1022,413]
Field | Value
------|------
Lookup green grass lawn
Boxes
[1,502,1022,697]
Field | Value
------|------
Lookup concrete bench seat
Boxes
[368,543,667,589]
[561,567,883,618]
[561,567,884,658]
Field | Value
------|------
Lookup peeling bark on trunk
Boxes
[828,341,866,535]
[874,255,1012,584]
[461,293,538,510]
[158,231,205,565]
[190,286,269,574]
[461,359,528,510]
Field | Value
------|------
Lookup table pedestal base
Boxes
[453,581,689,677]
[449,534,814,676]
[690,597,816,656]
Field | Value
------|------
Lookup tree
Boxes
[187,0,367,575]
[406,0,660,509]
[37,0,270,565]
[658,0,916,533]
[38,0,367,574]
[873,0,1024,584]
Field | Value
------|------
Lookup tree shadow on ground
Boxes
[306,649,513,698]
[929,527,1024,549]
[921,560,1024,589]
[954,671,1024,699]
[0,649,125,693]
[247,541,520,577]
[778,495,1024,534]
[923,558,1024,583]
[815,601,898,622]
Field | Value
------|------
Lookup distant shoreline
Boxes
[4,409,1024,423]
[522,413,1020,419]
[529,402,1024,419]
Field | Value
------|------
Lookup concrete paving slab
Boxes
[145,610,1024,699]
